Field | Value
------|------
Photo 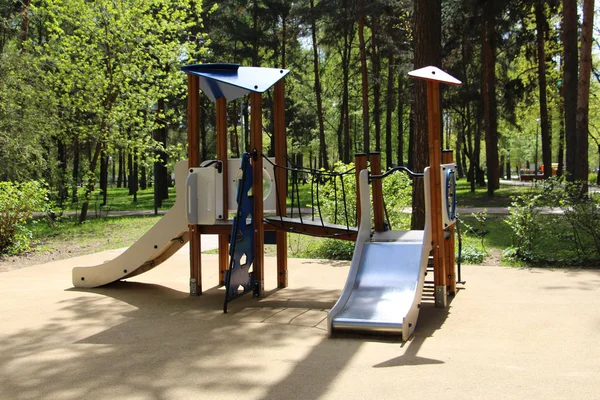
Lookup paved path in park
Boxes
[1,248,599,400]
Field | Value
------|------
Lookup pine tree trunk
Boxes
[342,26,353,164]
[575,0,593,191]
[140,164,147,190]
[397,75,404,166]
[481,2,500,195]
[358,0,370,154]
[154,99,169,202]
[371,15,382,153]
[19,0,30,48]
[562,0,578,180]
[558,81,565,176]
[385,52,395,170]
[72,138,79,203]
[535,0,552,179]
[100,153,108,206]
[117,148,123,188]
[310,0,328,170]
[57,138,68,207]
[411,0,441,229]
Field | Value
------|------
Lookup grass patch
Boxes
[29,214,163,254]
[61,186,177,212]
[456,214,513,265]
[456,179,540,208]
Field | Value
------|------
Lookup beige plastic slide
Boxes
[72,160,190,288]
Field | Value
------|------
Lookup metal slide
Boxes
[72,160,190,288]
[328,169,432,340]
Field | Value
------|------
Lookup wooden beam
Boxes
[273,80,288,288]
[426,80,447,307]
[187,74,202,296]
[216,97,229,286]
[370,152,384,232]
[250,92,264,297]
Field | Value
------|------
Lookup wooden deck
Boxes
[264,216,357,241]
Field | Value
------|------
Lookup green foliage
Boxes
[318,161,412,229]
[460,245,486,264]
[0,181,50,255]
[318,162,358,226]
[504,176,600,265]
[308,238,355,260]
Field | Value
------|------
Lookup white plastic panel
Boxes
[186,167,216,225]
[227,157,276,213]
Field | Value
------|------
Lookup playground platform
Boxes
[1,248,599,399]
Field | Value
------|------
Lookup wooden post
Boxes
[443,149,457,295]
[370,152,384,232]
[187,74,202,296]
[408,66,461,308]
[274,80,288,288]
[216,97,229,286]
[354,153,368,227]
[426,80,447,307]
[250,92,264,297]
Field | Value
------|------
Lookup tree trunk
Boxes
[154,99,169,204]
[231,101,240,158]
[411,0,441,229]
[140,164,147,190]
[342,24,353,164]
[481,2,499,195]
[100,153,108,206]
[117,148,123,188]
[19,0,30,48]
[385,52,395,170]
[111,153,116,186]
[128,151,134,195]
[474,105,486,187]
[57,138,68,207]
[132,151,139,202]
[535,0,551,179]
[79,137,104,223]
[371,15,382,153]
[358,0,370,154]
[397,76,404,166]
[310,0,328,170]
[562,0,578,180]
[456,123,465,179]
[200,98,208,160]
[575,0,593,191]
[558,80,565,176]
[72,138,79,203]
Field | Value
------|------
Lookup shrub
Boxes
[504,176,600,265]
[308,238,355,260]
[0,181,49,255]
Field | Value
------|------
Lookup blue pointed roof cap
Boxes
[181,63,290,103]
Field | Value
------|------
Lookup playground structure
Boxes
[71,63,461,339]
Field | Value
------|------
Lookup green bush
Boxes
[460,245,486,264]
[0,181,50,255]
[308,238,355,260]
[504,176,600,265]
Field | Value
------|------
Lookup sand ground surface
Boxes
[1,248,599,400]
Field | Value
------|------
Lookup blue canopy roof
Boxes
[181,63,290,103]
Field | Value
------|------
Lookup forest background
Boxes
[0,0,598,227]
